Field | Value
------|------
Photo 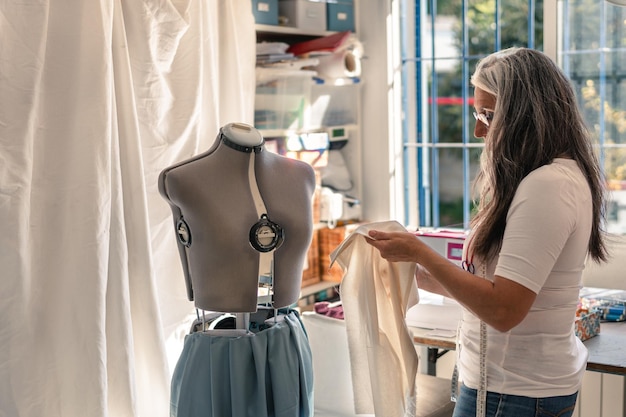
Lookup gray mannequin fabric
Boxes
[158,124,317,312]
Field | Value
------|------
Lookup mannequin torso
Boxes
[159,123,316,312]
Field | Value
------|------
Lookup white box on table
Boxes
[415,229,467,267]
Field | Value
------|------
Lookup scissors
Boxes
[462,260,475,274]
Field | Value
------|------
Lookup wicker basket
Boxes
[312,186,321,225]
[301,229,321,287]
[318,223,361,282]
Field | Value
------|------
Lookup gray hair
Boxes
[470,47,607,262]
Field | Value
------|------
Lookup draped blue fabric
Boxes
[171,310,314,417]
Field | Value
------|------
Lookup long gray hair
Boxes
[470,47,608,263]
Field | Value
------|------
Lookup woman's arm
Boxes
[366,231,536,332]
[415,264,452,297]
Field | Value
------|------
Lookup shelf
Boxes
[300,280,339,299]
[256,24,337,38]
[259,124,358,139]
[255,21,363,226]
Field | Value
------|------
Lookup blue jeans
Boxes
[452,385,578,417]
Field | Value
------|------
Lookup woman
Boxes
[366,47,608,417]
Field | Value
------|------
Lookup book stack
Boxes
[256,52,295,65]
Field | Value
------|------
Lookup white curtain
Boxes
[0,0,256,416]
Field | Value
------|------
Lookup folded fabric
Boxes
[314,301,344,320]
[330,220,419,417]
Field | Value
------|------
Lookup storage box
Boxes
[302,229,321,287]
[252,0,279,25]
[255,74,314,131]
[310,83,359,128]
[279,0,327,32]
[415,229,467,268]
[575,310,601,341]
[326,1,354,32]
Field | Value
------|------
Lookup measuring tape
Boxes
[477,319,487,417]
[453,233,488,417]
[450,314,488,417]
[450,321,487,416]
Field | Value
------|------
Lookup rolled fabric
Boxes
[314,49,361,79]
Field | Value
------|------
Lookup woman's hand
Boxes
[365,230,423,263]
[366,228,536,332]
[366,230,451,297]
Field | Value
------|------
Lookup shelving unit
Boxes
[255,22,363,299]
[256,23,336,39]
[300,280,338,299]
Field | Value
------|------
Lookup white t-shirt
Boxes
[458,158,591,397]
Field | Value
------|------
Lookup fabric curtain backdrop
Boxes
[0,1,256,417]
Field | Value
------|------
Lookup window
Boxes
[399,0,626,232]
[560,0,626,233]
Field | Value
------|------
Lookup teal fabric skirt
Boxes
[170,310,314,417]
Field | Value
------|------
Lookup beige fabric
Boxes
[301,312,455,417]
[330,221,419,417]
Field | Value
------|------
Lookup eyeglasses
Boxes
[473,111,494,127]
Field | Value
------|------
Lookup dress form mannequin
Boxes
[158,122,316,313]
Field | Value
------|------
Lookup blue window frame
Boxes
[560,0,626,233]
[400,0,626,232]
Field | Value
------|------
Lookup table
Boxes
[585,321,626,375]
[410,326,456,376]
[411,321,626,377]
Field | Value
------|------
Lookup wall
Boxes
[355,0,399,223]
